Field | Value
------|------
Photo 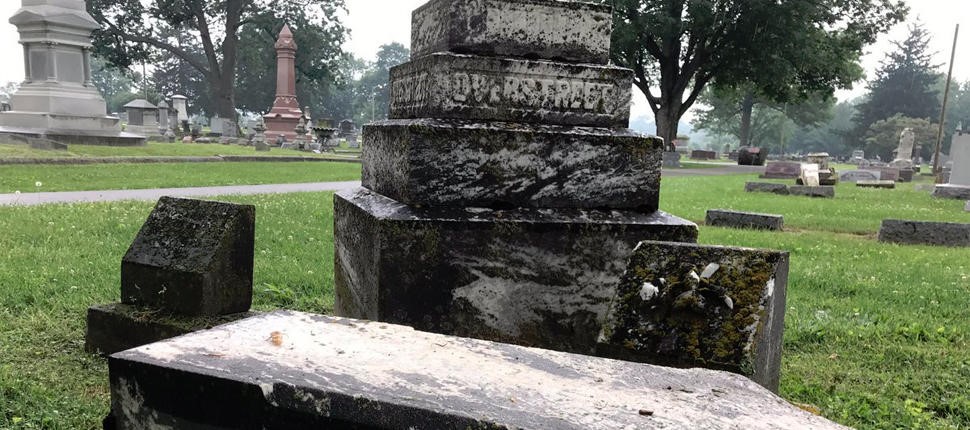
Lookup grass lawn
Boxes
[1,174,969,428]
[0,142,361,159]
[0,161,361,193]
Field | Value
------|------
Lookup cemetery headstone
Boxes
[738,147,767,166]
[965,201,970,212]
[690,150,717,160]
[171,94,189,124]
[744,182,789,195]
[891,127,916,169]
[873,166,900,182]
[705,209,784,231]
[839,170,880,182]
[123,99,160,137]
[760,161,801,179]
[263,25,304,142]
[663,151,682,168]
[799,163,821,187]
[85,197,257,355]
[789,185,835,198]
[857,180,896,189]
[878,219,970,247]
[252,118,270,151]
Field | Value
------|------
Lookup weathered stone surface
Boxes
[873,166,900,182]
[662,151,681,168]
[898,168,914,183]
[333,188,697,354]
[362,119,663,210]
[933,184,970,200]
[838,170,880,182]
[789,185,834,198]
[598,241,789,392]
[856,180,896,189]
[744,182,789,195]
[705,209,784,231]
[760,161,801,179]
[84,303,256,356]
[878,219,970,247]
[799,164,820,187]
[120,197,255,316]
[389,52,633,127]
[738,147,767,166]
[690,150,717,160]
[106,311,845,429]
[947,132,970,186]
[411,0,612,64]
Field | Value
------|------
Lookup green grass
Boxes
[0,162,361,193]
[1,173,969,428]
[0,142,359,159]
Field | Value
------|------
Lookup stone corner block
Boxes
[789,185,835,198]
[597,241,789,392]
[411,0,612,64]
[878,219,970,247]
[705,209,784,231]
[120,196,255,316]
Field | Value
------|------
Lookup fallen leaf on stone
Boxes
[269,331,284,346]
[794,403,822,416]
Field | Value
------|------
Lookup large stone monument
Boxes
[0,0,145,146]
[891,127,916,168]
[334,0,699,355]
[934,129,970,199]
[263,24,303,143]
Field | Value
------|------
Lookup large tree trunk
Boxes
[210,77,236,120]
[738,92,755,147]
[655,103,681,152]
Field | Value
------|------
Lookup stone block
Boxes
[856,180,895,189]
[598,241,789,392]
[333,188,697,354]
[873,166,900,182]
[744,182,789,195]
[950,132,970,186]
[362,119,663,211]
[933,184,970,200]
[690,150,717,160]
[411,0,612,64]
[120,197,255,316]
[878,219,970,247]
[389,52,632,128]
[799,164,820,187]
[662,151,681,168]
[84,303,256,356]
[789,185,834,198]
[705,209,784,231]
[838,170,880,182]
[759,161,801,179]
[898,168,914,182]
[105,311,846,429]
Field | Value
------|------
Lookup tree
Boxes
[787,101,858,156]
[853,22,942,145]
[864,114,937,160]
[88,0,348,120]
[357,43,410,121]
[608,0,907,147]
[89,56,136,113]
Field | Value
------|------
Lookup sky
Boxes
[0,0,967,122]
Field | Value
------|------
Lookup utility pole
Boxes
[933,24,959,179]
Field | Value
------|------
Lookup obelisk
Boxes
[263,24,303,143]
[0,0,145,146]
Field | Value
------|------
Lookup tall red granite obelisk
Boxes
[263,24,303,143]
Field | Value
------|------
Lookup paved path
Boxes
[0,181,362,206]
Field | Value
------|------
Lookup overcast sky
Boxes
[0,0,967,120]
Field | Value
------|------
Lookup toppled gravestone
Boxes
[789,185,835,198]
[597,241,789,392]
[744,182,789,195]
[85,197,257,355]
[104,311,845,429]
[857,180,895,189]
[334,0,698,355]
[705,209,784,231]
[878,219,970,247]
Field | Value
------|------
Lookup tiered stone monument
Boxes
[334,0,700,354]
[263,24,303,143]
[0,0,145,146]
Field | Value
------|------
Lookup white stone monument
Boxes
[0,0,145,145]
[891,128,915,169]
[933,131,970,199]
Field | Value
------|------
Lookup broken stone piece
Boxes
[598,241,789,392]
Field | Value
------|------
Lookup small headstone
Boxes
[744,182,789,195]
[760,161,801,179]
[120,197,255,316]
[597,241,789,392]
[878,219,970,247]
[799,163,820,187]
[181,136,192,143]
[738,147,767,166]
[789,185,835,198]
[857,180,896,189]
[662,151,682,168]
[933,184,970,200]
[690,150,717,160]
[838,170,880,182]
[873,166,900,182]
[705,209,784,231]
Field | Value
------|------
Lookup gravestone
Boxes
[85,197,257,355]
[738,147,767,166]
[690,150,717,160]
[705,209,784,231]
[104,311,845,429]
[252,118,270,151]
[934,131,970,198]
[839,170,880,182]
[745,182,789,195]
[597,241,789,391]
[157,101,170,134]
[965,201,970,212]
[123,99,159,136]
[799,163,821,187]
[891,127,915,169]
[873,166,900,182]
[878,219,970,247]
[263,25,304,142]
[789,185,834,198]
[663,151,682,168]
[857,180,895,189]
[760,161,801,179]
[335,0,700,355]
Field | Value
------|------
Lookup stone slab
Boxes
[878,219,970,247]
[411,0,612,64]
[120,197,255,316]
[84,303,256,356]
[598,242,789,392]
[872,166,900,182]
[106,311,846,429]
[789,186,834,198]
[690,150,717,160]
[362,119,663,210]
[759,161,800,179]
[856,180,896,189]
[389,52,632,128]
[838,170,880,182]
[950,132,970,186]
[737,147,766,166]
[662,151,681,168]
[705,209,784,231]
[333,188,698,355]
[933,184,970,200]
[799,164,820,187]
[744,182,789,195]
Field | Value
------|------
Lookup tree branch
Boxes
[101,22,211,77]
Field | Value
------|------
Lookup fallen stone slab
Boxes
[362,119,663,211]
[933,184,970,200]
[744,182,789,195]
[389,52,633,128]
[878,219,970,247]
[121,197,255,316]
[838,170,880,182]
[598,242,789,392]
[410,0,612,64]
[789,185,834,198]
[84,303,256,356]
[705,209,784,231]
[856,180,896,189]
[105,311,846,429]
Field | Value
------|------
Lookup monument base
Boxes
[0,115,146,146]
[933,184,970,200]
[333,187,698,354]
